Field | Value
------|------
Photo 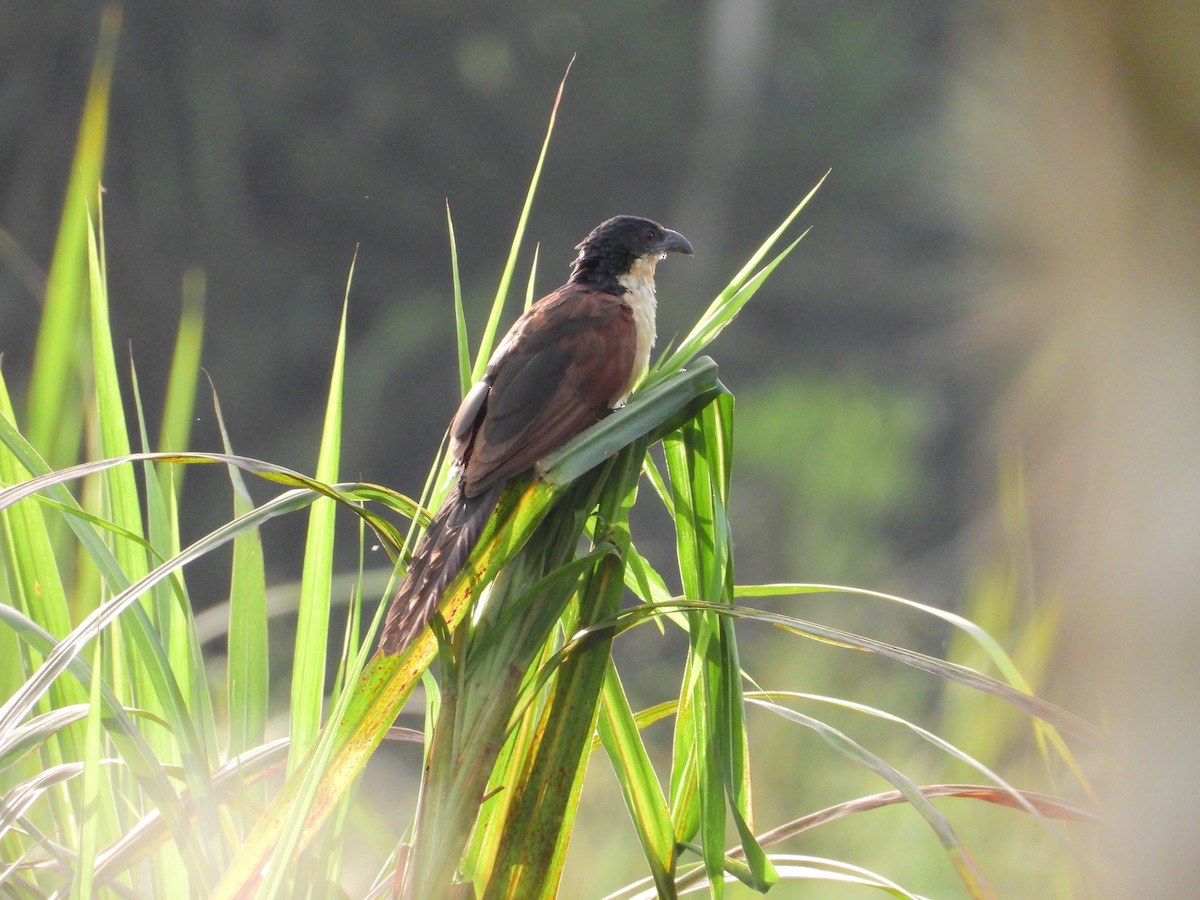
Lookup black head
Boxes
[569,215,693,292]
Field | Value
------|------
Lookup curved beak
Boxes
[657,228,694,257]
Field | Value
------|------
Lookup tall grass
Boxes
[0,27,1096,900]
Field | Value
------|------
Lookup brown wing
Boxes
[455,286,636,497]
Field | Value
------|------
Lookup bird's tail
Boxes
[379,482,503,654]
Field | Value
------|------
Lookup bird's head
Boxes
[570,215,693,292]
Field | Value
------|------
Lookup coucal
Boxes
[379,215,693,654]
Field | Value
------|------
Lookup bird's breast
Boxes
[614,257,659,405]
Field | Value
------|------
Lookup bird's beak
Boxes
[657,229,694,257]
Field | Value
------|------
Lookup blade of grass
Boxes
[0,372,86,812]
[567,599,1097,740]
[131,358,219,765]
[523,243,540,312]
[289,249,354,768]
[0,603,211,885]
[445,203,471,398]
[157,266,205,495]
[87,203,227,884]
[212,387,269,760]
[469,57,572,382]
[597,664,676,898]
[648,173,825,385]
[669,783,1096,896]
[701,395,774,890]
[25,6,120,469]
[668,649,700,847]
[70,640,105,900]
[735,581,1095,795]
[664,403,728,896]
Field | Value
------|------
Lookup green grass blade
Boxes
[0,603,211,885]
[445,203,471,397]
[289,254,354,769]
[663,413,724,896]
[756,702,992,898]
[212,390,270,759]
[668,650,700,846]
[86,202,226,884]
[745,692,1066,835]
[131,360,220,772]
[704,394,774,890]
[470,58,571,382]
[26,7,120,469]
[0,375,86,789]
[695,645,724,899]
[71,641,105,900]
[598,665,676,898]
[157,266,205,501]
[523,243,539,311]
[84,190,150,616]
[587,598,1096,741]
[648,173,825,385]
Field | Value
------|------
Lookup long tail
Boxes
[379,482,502,654]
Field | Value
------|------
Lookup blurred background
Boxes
[3,1,1198,896]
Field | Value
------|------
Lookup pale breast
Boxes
[614,255,660,405]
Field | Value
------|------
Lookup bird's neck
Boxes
[613,255,660,403]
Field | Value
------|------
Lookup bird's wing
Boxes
[458,286,636,497]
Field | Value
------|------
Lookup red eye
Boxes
[644,228,656,241]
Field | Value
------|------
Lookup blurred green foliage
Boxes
[735,372,934,584]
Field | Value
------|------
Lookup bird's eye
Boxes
[643,228,657,242]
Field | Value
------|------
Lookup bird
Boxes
[378,215,694,654]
